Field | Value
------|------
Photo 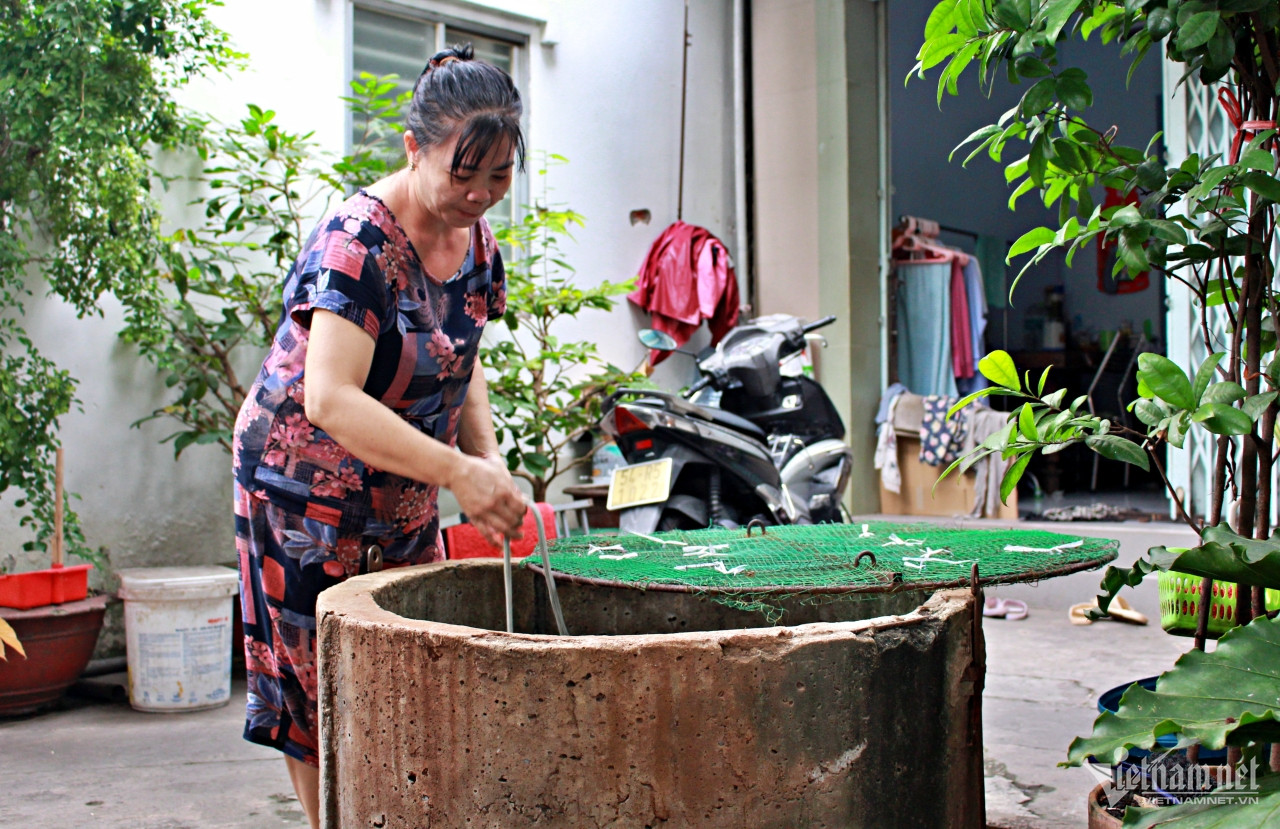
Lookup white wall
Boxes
[5,1,743,603]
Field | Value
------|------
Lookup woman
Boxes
[231,45,527,827]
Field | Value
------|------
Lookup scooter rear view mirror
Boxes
[638,329,680,351]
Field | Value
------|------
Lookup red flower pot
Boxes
[0,594,109,716]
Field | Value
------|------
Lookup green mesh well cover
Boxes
[531,521,1118,595]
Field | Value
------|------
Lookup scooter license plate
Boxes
[606,459,674,511]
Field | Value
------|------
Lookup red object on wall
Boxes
[628,221,740,365]
[1097,188,1151,295]
[443,503,558,559]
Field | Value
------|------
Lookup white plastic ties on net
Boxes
[675,561,748,575]
[683,544,731,558]
[883,534,925,547]
[1003,539,1085,555]
[598,552,638,560]
[586,544,626,557]
[902,548,975,570]
[627,531,685,547]
[859,524,874,538]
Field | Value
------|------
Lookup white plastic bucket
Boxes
[117,566,239,712]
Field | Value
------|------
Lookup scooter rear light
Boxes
[613,407,650,436]
[633,438,653,450]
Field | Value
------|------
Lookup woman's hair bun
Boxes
[423,44,474,75]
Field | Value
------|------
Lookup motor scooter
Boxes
[599,314,853,533]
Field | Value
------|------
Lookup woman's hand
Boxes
[449,453,525,547]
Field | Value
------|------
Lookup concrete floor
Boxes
[1,518,1203,828]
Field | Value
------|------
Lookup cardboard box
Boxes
[877,433,1018,520]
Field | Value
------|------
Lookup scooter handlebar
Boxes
[684,375,712,398]
[803,315,837,334]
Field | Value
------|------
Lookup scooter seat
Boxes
[703,407,766,440]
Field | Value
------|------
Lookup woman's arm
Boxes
[457,361,501,459]
[304,309,525,539]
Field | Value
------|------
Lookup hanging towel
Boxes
[950,258,974,379]
[956,257,989,396]
[628,220,740,365]
[896,260,958,398]
[975,235,1008,309]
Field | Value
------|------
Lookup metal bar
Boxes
[502,538,514,634]
[676,0,689,221]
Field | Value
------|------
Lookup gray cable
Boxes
[501,502,569,636]
[530,503,569,636]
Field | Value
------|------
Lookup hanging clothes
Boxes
[975,235,1008,310]
[628,220,740,365]
[956,258,989,396]
[949,258,974,380]
[892,216,990,397]
[896,260,958,398]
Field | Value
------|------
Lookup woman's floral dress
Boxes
[231,190,505,766]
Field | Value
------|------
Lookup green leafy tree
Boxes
[918,2,1280,824]
[485,156,648,503]
[121,73,408,455]
[0,0,234,563]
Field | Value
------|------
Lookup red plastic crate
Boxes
[0,564,92,609]
[443,503,557,559]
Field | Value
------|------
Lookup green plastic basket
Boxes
[1158,570,1280,638]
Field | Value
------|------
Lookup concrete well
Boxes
[317,560,985,828]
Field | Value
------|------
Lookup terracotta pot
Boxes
[1088,783,1123,829]
[0,594,110,716]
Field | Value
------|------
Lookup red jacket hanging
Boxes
[628,221,740,365]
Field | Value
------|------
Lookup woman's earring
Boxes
[409,160,417,171]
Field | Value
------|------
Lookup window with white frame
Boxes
[351,4,527,230]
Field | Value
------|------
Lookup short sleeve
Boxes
[286,223,388,340]
[487,246,507,321]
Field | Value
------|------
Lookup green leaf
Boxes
[947,387,998,418]
[1136,353,1195,410]
[1191,351,1224,404]
[1066,612,1280,766]
[1192,402,1254,435]
[1146,7,1174,39]
[1176,11,1220,50]
[1013,55,1051,78]
[1132,399,1164,427]
[1242,170,1280,202]
[1019,77,1057,117]
[1243,391,1278,421]
[1119,782,1280,829]
[1000,451,1033,504]
[1054,72,1092,110]
[923,2,956,37]
[1241,147,1276,172]
[979,350,1021,391]
[1200,381,1246,405]
[1008,226,1055,260]
[1018,402,1039,440]
[1084,435,1150,471]
[1042,0,1083,41]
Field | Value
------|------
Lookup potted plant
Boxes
[918,1,1280,824]
[482,155,649,503]
[0,1,233,712]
